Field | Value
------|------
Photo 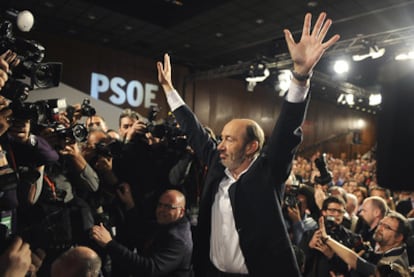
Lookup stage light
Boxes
[352,46,385,61]
[345,94,355,106]
[247,81,256,92]
[369,93,382,106]
[333,60,350,74]
[245,62,270,83]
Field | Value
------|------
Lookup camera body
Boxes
[324,216,372,258]
[314,153,333,185]
[94,139,123,159]
[283,180,301,209]
[0,18,62,102]
[54,123,88,143]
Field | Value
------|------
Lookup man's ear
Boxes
[395,232,404,244]
[179,207,185,218]
[245,140,259,156]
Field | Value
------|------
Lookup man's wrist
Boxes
[321,235,331,244]
[291,70,313,82]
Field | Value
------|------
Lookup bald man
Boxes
[50,246,102,277]
[157,12,340,277]
[91,189,193,277]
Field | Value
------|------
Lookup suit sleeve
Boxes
[105,233,188,276]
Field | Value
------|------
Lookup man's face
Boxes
[82,130,110,162]
[370,189,387,200]
[156,192,184,225]
[322,202,345,225]
[86,116,107,132]
[374,217,401,247]
[359,199,375,226]
[217,120,249,172]
[118,117,136,139]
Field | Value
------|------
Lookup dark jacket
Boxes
[106,216,193,277]
[173,98,309,277]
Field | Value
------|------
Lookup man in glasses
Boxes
[91,188,193,277]
[300,195,358,276]
[318,211,410,276]
[357,196,389,249]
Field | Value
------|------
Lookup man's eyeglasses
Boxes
[157,202,182,210]
[378,221,399,233]
[326,208,345,214]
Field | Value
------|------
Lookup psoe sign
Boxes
[90,72,159,108]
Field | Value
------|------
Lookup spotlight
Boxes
[352,46,385,61]
[245,62,270,83]
[333,60,350,74]
[247,81,256,92]
[345,94,355,106]
[395,49,414,61]
[369,93,382,106]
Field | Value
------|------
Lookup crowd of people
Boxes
[0,11,412,277]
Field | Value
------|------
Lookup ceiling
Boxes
[2,0,414,113]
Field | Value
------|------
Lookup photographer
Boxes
[318,211,410,276]
[17,109,100,276]
[283,175,319,245]
[299,195,367,277]
[0,50,48,277]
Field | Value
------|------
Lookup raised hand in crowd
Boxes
[284,12,340,82]
[0,96,11,136]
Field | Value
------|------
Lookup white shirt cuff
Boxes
[166,89,186,111]
[285,81,309,103]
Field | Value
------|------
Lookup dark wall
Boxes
[29,31,376,158]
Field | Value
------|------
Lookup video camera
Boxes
[0,10,62,120]
[146,106,187,149]
[0,13,62,98]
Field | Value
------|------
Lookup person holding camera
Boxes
[299,195,364,276]
[317,211,410,276]
[0,50,49,277]
[91,188,193,277]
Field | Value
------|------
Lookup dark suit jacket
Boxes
[396,198,413,217]
[173,98,309,277]
[106,216,193,277]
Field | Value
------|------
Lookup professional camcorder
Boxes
[0,14,62,101]
[146,106,187,148]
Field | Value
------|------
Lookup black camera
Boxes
[66,98,96,121]
[55,123,88,143]
[314,153,333,185]
[324,216,372,258]
[283,180,301,208]
[0,18,62,101]
[94,139,122,159]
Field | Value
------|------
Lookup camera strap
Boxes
[43,174,57,200]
